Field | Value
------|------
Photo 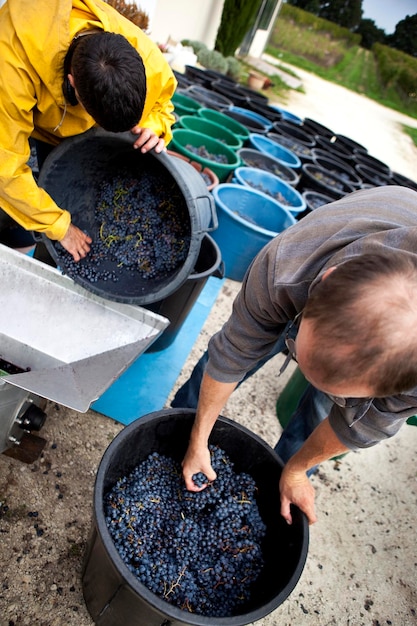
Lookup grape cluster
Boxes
[54,170,191,283]
[199,171,213,187]
[311,168,346,191]
[243,156,293,181]
[247,181,289,205]
[104,446,266,618]
[185,144,229,164]
[306,193,329,210]
[271,135,311,159]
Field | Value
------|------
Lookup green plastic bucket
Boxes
[197,108,250,143]
[276,367,309,429]
[276,367,347,461]
[172,91,202,117]
[168,129,241,182]
[178,116,243,151]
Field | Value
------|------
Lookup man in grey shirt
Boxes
[176,185,417,524]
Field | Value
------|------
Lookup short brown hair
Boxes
[303,250,417,396]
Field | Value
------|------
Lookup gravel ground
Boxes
[1,63,417,626]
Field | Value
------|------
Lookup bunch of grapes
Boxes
[54,170,191,284]
[185,144,229,164]
[104,445,266,617]
[243,156,293,181]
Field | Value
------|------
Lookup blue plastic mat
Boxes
[92,276,224,425]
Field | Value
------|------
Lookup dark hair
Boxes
[71,32,147,132]
[303,250,417,395]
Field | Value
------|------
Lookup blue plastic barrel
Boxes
[234,167,306,216]
[248,134,302,170]
[211,184,296,281]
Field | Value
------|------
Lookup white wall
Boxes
[144,0,225,48]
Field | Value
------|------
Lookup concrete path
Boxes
[262,53,417,181]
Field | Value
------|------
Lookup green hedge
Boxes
[373,43,417,102]
[280,4,361,47]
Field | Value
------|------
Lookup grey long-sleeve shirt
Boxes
[206,185,417,450]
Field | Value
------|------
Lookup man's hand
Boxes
[59,224,92,262]
[279,464,317,525]
[182,443,217,492]
[181,373,238,491]
[278,417,350,525]
[131,126,166,153]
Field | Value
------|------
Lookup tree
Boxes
[386,14,417,57]
[215,0,263,58]
[286,0,321,11]
[355,18,386,50]
[318,0,362,29]
[288,0,363,29]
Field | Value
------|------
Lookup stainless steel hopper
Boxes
[0,245,168,454]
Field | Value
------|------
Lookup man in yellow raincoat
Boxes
[0,0,177,260]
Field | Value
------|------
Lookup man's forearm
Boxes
[285,417,350,472]
[182,372,238,490]
[190,372,238,446]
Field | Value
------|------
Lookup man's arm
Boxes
[182,372,238,491]
[279,417,349,525]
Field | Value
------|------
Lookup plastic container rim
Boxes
[213,183,296,236]
[171,129,241,167]
[93,408,309,626]
[249,134,302,169]
[233,167,306,211]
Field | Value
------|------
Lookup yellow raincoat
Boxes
[0,0,177,240]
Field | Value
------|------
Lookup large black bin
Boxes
[144,234,224,352]
[37,128,217,305]
[82,409,309,626]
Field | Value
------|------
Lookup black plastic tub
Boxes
[224,110,270,134]
[211,81,249,107]
[186,85,233,111]
[390,171,417,191]
[145,235,224,352]
[311,147,352,166]
[354,152,392,176]
[334,133,368,156]
[173,71,194,89]
[298,163,356,198]
[204,69,236,84]
[296,189,335,219]
[82,409,309,626]
[37,128,217,305]
[184,65,211,88]
[312,154,362,188]
[314,136,354,163]
[238,148,300,187]
[267,133,315,164]
[272,121,315,148]
[354,163,393,187]
[300,189,335,218]
[235,84,269,104]
[245,99,283,123]
[302,118,334,139]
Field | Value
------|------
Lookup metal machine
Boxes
[0,245,168,461]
